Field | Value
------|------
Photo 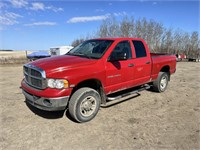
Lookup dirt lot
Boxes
[0,62,199,150]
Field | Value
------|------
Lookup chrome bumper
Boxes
[22,89,69,111]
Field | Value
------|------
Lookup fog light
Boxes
[43,99,52,107]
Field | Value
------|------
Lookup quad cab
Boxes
[21,38,176,123]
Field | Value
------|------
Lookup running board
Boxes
[101,84,151,108]
[107,84,151,101]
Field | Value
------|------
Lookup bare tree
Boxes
[179,32,190,54]
[189,31,199,58]
[162,28,173,53]
[71,38,85,47]
[71,16,200,57]
[173,29,183,54]
[120,16,134,37]
[98,20,109,37]
[153,22,164,51]
[135,19,142,38]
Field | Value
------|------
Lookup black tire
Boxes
[68,87,101,123]
[153,72,169,92]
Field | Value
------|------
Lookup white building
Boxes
[50,46,73,56]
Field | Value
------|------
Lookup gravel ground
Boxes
[0,62,200,150]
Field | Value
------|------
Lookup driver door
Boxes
[105,40,134,94]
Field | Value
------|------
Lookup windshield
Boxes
[67,40,114,59]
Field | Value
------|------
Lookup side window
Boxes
[132,41,147,58]
[109,41,132,60]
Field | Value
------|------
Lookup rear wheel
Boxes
[68,87,101,123]
[153,72,169,92]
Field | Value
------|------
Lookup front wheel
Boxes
[68,87,101,123]
[153,72,169,92]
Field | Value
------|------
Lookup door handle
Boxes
[146,61,150,64]
[128,63,134,67]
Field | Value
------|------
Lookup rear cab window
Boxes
[132,41,147,58]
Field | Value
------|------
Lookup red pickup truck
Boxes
[21,38,176,122]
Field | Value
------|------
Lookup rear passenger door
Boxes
[131,40,151,85]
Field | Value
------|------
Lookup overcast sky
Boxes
[0,0,199,50]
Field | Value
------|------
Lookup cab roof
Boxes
[91,37,144,41]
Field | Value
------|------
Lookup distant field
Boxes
[0,51,31,64]
[0,51,31,57]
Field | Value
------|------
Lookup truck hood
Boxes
[30,55,97,75]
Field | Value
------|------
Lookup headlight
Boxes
[47,79,69,89]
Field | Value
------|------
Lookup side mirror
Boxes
[108,52,128,62]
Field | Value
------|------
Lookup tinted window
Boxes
[132,41,147,58]
[109,41,132,60]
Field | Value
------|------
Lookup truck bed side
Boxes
[151,53,176,81]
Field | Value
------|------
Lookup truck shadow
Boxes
[25,101,65,119]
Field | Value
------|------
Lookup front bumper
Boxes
[22,89,69,111]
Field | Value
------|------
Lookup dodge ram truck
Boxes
[21,38,176,122]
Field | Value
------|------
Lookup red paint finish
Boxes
[21,38,176,98]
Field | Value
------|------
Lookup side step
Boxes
[101,84,151,107]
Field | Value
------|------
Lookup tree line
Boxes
[71,16,199,57]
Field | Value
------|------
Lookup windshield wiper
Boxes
[70,52,92,59]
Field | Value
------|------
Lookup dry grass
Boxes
[0,51,31,64]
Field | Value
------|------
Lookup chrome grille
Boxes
[23,64,46,89]
[31,69,42,78]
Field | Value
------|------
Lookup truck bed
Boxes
[150,53,176,80]
[150,53,172,57]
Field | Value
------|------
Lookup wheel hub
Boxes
[83,101,93,111]
[80,96,97,117]
[160,76,167,90]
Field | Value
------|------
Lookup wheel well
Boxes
[160,65,170,72]
[160,65,170,80]
[73,79,102,90]
[71,79,106,104]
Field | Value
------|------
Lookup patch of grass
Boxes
[0,56,29,64]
